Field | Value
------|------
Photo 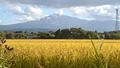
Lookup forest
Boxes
[0,27,120,39]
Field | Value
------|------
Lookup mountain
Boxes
[0,13,115,32]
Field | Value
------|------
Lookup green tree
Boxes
[6,32,15,39]
[104,32,111,39]
[0,32,5,38]
[70,28,87,39]
[55,29,61,38]
[86,31,98,39]
[59,29,71,39]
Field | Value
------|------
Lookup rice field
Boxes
[4,39,120,68]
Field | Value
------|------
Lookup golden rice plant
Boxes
[4,39,120,68]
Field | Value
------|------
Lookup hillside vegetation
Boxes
[0,27,120,39]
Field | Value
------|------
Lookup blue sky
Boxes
[0,0,119,25]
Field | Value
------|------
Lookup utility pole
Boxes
[115,8,119,31]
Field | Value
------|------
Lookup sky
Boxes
[0,0,119,25]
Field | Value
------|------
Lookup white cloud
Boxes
[55,9,64,15]
[71,7,88,16]
[14,15,35,21]
[0,20,2,23]
[14,17,24,21]
[9,6,24,15]
[70,7,94,20]
[9,5,46,21]
[91,5,115,20]
[70,5,116,20]
[5,3,118,22]
[90,5,111,15]
[24,6,43,19]
[25,6,42,15]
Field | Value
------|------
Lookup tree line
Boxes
[0,27,120,39]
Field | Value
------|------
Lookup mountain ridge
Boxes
[0,13,115,32]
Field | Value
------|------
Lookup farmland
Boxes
[4,39,120,68]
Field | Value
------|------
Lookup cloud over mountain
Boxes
[7,5,117,22]
[0,0,119,25]
[70,5,116,20]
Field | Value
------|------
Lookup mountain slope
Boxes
[0,14,115,32]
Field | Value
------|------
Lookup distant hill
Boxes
[0,13,115,32]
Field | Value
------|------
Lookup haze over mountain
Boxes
[0,13,115,32]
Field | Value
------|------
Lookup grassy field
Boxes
[4,39,120,68]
